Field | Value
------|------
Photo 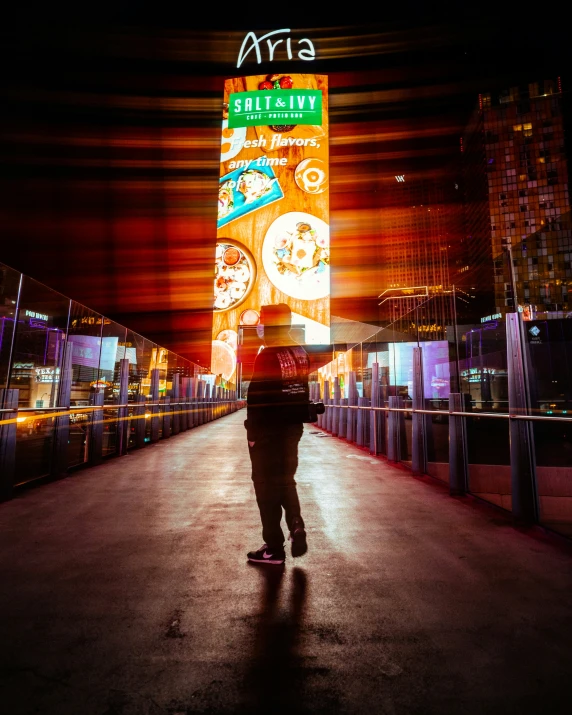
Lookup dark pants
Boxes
[248,423,304,551]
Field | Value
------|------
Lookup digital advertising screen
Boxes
[211,73,330,385]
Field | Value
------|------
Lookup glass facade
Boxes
[462,79,571,319]
[0,262,240,496]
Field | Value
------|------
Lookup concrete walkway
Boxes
[2,409,572,715]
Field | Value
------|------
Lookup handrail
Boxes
[325,403,572,423]
[0,398,245,426]
[2,400,565,423]
[1,399,238,413]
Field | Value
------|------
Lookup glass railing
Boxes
[0,262,244,498]
[311,295,572,540]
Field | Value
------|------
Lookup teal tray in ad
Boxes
[217,160,285,228]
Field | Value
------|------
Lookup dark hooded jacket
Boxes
[245,343,311,440]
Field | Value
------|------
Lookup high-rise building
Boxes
[461,78,572,320]
[375,170,464,340]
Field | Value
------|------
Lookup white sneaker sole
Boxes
[247,556,285,565]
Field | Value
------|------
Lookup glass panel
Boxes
[9,275,70,407]
[467,415,511,509]
[0,263,22,391]
[15,413,58,486]
[67,301,103,468]
[9,275,70,484]
[163,350,180,438]
[424,337,452,479]
[68,301,103,403]
[166,351,178,396]
[150,345,169,439]
[385,340,416,462]
[100,319,127,458]
[458,319,508,414]
[142,340,160,443]
[125,330,154,448]
[426,410,450,482]
[527,318,572,465]
[457,318,511,510]
[527,318,572,536]
[175,356,192,431]
[127,330,154,401]
[67,410,91,469]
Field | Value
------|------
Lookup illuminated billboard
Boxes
[211,73,330,385]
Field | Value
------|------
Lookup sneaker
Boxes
[247,544,286,565]
[289,518,308,557]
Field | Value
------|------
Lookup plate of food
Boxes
[220,119,246,163]
[295,157,328,194]
[217,161,284,228]
[214,241,256,312]
[262,212,330,301]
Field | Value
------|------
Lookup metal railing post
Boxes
[163,393,171,438]
[172,373,181,435]
[339,397,347,439]
[370,363,385,455]
[89,390,105,464]
[206,382,211,421]
[197,380,205,425]
[357,396,369,447]
[323,380,330,431]
[189,378,197,428]
[315,383,324,428]
[150,369,160,443]
[181,377,190,431]
[117,358,130,456]
[332,378,340,436]
[506,313,539,524]
[134,393,146,448]
[411,348,427,475]
[346,371,358,443]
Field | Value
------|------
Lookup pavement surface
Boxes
[2,408,572,715]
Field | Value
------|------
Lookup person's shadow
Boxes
[242,565,308,714]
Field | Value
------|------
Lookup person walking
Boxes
[244,303,309,565]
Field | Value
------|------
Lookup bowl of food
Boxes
[213,240,256,312]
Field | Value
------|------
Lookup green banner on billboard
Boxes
[228,89,322,128]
